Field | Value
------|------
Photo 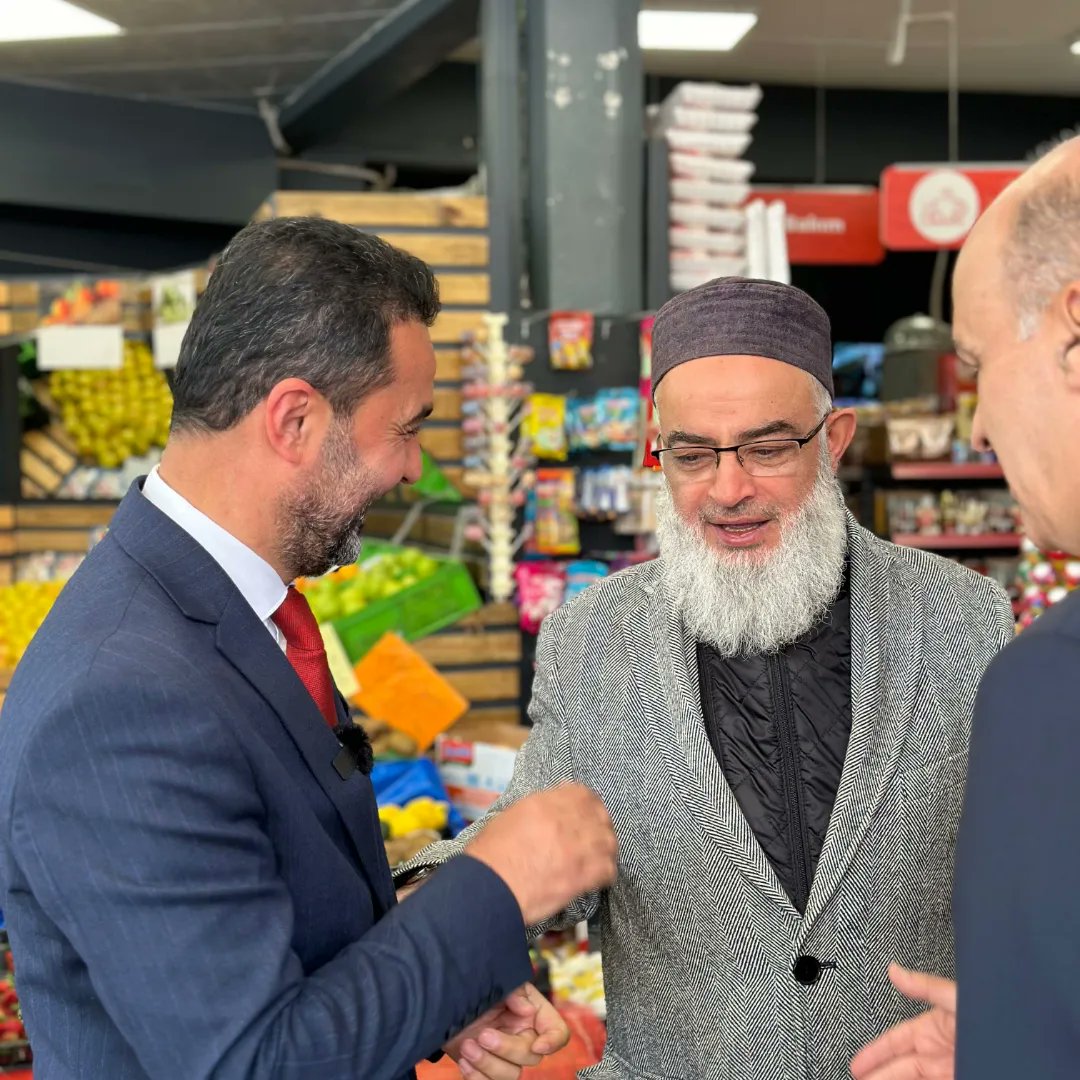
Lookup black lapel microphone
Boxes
[332,723,374,778]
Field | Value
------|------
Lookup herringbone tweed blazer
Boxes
[406,518,1014,1079]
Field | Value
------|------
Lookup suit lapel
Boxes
[632,574,800,932]
[215,596,396,912]
[802,523,922,930]
[107,486,395,915]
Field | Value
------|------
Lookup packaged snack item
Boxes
[639,317,661,467]
[597,388,640,452]
[549,312,595,371]
[530,469,581,556]
[567,396,603,453]
[514,561,567,634]
[578,467,634,518]
[524,393,568,461]
[564,560,609,603]
[1030,561,1057,587]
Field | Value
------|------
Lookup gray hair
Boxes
[1004,153,1080,341]
[810,371,833,417]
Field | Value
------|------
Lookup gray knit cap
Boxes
[651,277,834,397]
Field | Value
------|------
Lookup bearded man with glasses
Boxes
[399,278,1013,1080]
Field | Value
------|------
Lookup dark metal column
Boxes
[0,346,22,505]
[525,0,644,313]
[645,135,673,312]
[480,0,528,314]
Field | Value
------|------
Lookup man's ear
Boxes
[264,379,327,464]
[825,408,858,468]
[1063,281,1080,393]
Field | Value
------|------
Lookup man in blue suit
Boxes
[852,138,1080,1080]
[0,218,618,1079]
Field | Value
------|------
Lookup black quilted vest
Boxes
[696,570,852,914]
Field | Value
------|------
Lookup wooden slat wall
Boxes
[10,503,115,556]
[414,602,525,737]
[0,505,13,588]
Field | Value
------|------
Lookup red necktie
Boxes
[271,588,338,728]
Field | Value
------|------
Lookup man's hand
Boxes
[445,984,570,1080]
[465,783,618,926]
[850,965,956,1080]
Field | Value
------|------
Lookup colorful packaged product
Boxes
[514,561,567,634]
[597,388,640,452]
[549,312,595,371]
[524,393,569,461]
[564,560,609,603]
[530,469,581,556]
[567,397,603,453]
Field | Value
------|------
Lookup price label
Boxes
[35,326,124,371]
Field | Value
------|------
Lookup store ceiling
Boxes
[0,0,406,108]
[634,0,1080,95]
[0,0,1076,110]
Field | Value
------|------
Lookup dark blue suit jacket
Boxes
[0,485,531,1079]
[955,588,1080,1079]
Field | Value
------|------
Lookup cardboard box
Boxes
[435,736,518,823]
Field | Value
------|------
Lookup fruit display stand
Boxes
[0,501,111,712]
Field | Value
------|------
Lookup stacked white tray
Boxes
[658,82,762,292]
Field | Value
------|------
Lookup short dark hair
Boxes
[170,217,440,433]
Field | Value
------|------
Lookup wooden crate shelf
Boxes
[260,192,489,230]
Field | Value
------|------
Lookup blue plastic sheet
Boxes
[370,758,467,837]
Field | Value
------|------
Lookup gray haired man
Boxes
[853,137,1080,1080]
[403,278,1014,1079]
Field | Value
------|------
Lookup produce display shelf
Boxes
[890,462,1004,481]
[891,533,1023,551]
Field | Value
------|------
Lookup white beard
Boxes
[655,457,849,657]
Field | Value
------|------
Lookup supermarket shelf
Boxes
[891,532,1023,551]
[891,462,1004,481]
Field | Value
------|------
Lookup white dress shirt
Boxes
[142,466,289,652]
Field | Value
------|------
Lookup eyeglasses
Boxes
[654,414,830,482]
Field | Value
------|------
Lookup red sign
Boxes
[748,186,884,265]
[880,164,1023,250]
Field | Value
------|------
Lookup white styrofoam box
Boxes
[671,267,748,292]
[665,129,753,158]
[669,228,746,255]
[664,81,763,113]
[670,251,748,272]
[665,105,758,134]
[669,202,746,230]
[669,153,756,183]
[670,178,752,205]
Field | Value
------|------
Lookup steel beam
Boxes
[0,208,238,274]
[525,0,643,313]
[0,80,273,226]
[645,135,672,311]
[279,0,480,151]
[480,0,527,314]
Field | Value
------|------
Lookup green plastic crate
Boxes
[330,542,482,664]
